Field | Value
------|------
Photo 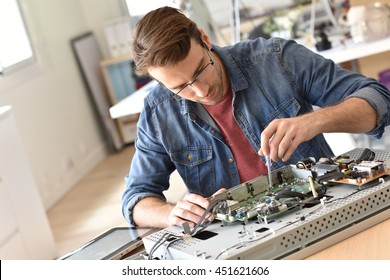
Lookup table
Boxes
[306,216,390,260]
[313,36,390,64]
[109,79,157,119]
[310,35,390,74]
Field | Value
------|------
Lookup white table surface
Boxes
[313,35,390,64]
[109,80,158,119]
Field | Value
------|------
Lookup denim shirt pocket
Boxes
[265,97,301,123]
[265,97,316,162]
[170,146,215,196]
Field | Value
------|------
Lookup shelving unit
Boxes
[101,56,150,144]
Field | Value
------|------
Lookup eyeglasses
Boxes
[159,48,214,96]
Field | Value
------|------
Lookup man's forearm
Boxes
[259,96,378,161]
[309,97,377,135]
[133,197,174,228]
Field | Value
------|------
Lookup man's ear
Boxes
[199,28,212,50]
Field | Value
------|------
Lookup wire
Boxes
[190,198,223,236]
[163,236,183,259]
[148,198,225,259]
[147,232,182,260]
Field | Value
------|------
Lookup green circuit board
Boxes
[212,177,320,223]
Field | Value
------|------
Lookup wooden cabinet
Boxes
[0,106,57,259]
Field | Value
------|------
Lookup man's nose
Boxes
[191,82,209,97]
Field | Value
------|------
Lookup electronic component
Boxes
[329,160,387,187]
[141,148,390,260]
[209,149,389,224]
[211,176,322,223]
[315,150,389,188]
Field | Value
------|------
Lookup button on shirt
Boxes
[122,37,390,226]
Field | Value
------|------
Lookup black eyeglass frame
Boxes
[158,47,214,96]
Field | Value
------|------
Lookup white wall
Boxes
[0,0,125,210]
[79,0,127,58]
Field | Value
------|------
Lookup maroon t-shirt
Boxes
[204,90,267,182]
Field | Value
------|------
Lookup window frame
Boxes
[0,0,35,77]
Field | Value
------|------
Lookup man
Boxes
[122,7,390,229]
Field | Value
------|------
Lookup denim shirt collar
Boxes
[212,44,248,92]
[180,43,249,117]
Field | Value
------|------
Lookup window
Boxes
[0,0,34,75]
[124,0,180,17]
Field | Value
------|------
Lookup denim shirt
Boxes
[122,37,390,226]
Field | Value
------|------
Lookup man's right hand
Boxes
[168,193,213,228]
[168,188,227,228]
[133,188,226,228]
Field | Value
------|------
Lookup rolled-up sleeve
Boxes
[279,39,390,139]
[122,173,167,227]
[346,85,390,138]
[121,97,175,227]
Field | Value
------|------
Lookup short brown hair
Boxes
[132,6,203,76]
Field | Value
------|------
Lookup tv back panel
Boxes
[142,148,390,260]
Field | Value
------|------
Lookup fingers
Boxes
[259,118,310,162]
[280,137,300,162]
[168,193,212,228]
[183,193,211,210]
[260,119,289,162]
[212,188,227,196]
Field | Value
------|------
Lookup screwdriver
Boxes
[265,155,272,191]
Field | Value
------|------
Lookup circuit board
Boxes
[212,177,322,223]
[211,148,389,224]
[327,161,390,187]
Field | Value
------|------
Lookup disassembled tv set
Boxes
[140,148,390,260]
